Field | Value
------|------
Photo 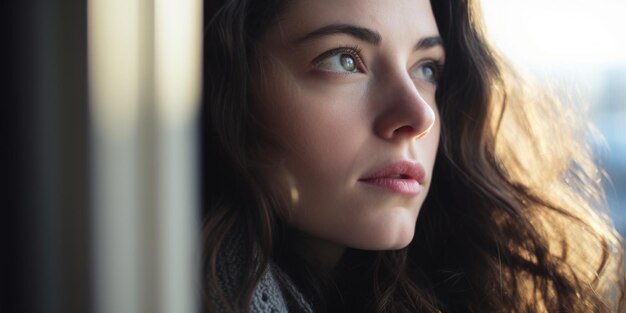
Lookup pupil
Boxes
[340,55,356,71]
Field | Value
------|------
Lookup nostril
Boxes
[391,114,435,139]
[393,125,417,136]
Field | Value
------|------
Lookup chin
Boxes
[348,221,416,251]
[371,235,414,251]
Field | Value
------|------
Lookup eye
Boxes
[313,47,364,74]
[410,61,443,85]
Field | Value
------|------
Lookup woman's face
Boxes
[254,0,443,253]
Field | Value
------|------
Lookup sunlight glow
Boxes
[89,0,141,139]
[481,0,626,67]
[155,0,202,129]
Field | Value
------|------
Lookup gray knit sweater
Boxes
[213,232,315,313]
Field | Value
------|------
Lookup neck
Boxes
[292,231,346,270]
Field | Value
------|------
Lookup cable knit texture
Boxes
[212,230,315,313]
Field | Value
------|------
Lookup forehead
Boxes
[270,0,440,44]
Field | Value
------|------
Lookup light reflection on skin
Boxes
[254,0,444,268]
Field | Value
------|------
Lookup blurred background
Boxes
[4,1,625,313]
[482,0,626,235]
[6,1,201,313]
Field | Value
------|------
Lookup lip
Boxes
[358,161,426,196]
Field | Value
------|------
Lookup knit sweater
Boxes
[212,231,315,313]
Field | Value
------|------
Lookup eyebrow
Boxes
[293,23,382,46]
[292,23,444,52]
[414,36,443,51]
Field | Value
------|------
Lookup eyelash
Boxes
[312,45,365,72]
[417,60,445,84]
[312,45,445,83]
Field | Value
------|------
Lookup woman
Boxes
[202,0,626,312]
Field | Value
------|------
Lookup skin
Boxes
[253,0,443,268]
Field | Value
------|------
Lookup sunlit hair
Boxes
[201,0,626,312]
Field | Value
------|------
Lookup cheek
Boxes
[424,121,440,190]
[259,80,368,180]
[276,100,366,191]
[256,84,374,229]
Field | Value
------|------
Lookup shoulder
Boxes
[250,263,289,312]
[212,232,315,313]
[251,263,314,313]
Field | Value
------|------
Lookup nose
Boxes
[373,77,437,141]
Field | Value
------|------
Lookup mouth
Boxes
[358,161,426,196]
[386,174,411,179]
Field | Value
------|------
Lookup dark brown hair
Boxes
[202,0,626,312]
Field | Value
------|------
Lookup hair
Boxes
[201,0,626,312]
